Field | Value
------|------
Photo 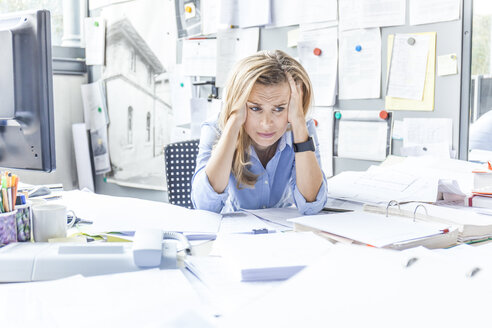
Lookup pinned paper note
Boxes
[437,53,458,76]
[287,28,299,48]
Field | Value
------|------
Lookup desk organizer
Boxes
[15,205,31,242]
[0,210,17,245]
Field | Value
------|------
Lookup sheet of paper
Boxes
[313,107,334,177]
[190,98,209,139]
[339,0,405,31]
[80,81,109,131]
[0,269,208,327]
[269,0,302,27]
[403,118,452,148]
[387,34,431,100]
[300,20,338,32]
[182,38,217,77]
[392,120,404,140]
[84,17,106,65]
[339,28,381,100]
[90,127,112,174]
[238,0,271,28]
[287,28,299,48]
[438,53,458,76]
[385,32,436,111]
[337,121,388,161]
[219,212,279,234]
[298,27,338,106]
[400,143,451,158]
[244,207,304,229]
[326,165,440,204]
[61,190,222,233]
[218,244,492,327]
[72,123,95,191]
[201,0,219,35]
[215,27,259,87]
[214,232,333,281]
[170,64,193,126]
[409,0,460,25]
[299,0,337,24]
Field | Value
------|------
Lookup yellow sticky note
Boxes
[385,32,436,111]
[437,53,458,76]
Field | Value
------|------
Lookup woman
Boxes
[191,50,327,214]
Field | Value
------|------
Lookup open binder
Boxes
[364,201,492,243]
[288,205,459,250]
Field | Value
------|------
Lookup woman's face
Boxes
[244,82,290,151]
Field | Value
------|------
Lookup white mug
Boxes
[32,204,75,242]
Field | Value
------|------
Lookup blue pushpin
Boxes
[355,45,362,52]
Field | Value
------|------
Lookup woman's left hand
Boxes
[286,72,305,127]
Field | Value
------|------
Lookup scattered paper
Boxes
[409,0,460,26]
[298,27,338,106]
[84,17,106,65]
[339,28,381,100]
[387,34,431,100]
[339,0,405,31]
[215,27,259,87]
[182,38,217,77]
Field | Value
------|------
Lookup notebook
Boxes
[288,211,459,250]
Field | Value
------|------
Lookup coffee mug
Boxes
[32,204,76,242]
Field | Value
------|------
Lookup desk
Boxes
[3,190,492,327]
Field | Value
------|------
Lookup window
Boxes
[1,0,66,46]
[127,106,133,145]
[146,112,151,142]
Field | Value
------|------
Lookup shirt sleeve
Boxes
[191,121,229,213]
[290,119,328,215]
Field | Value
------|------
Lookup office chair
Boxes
[164,139,200,209]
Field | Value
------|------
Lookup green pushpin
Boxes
[334,112,342,119]
[180,83,184,87]
[98,107,102,113]
[94,21,99,27]
[103,177,107,182]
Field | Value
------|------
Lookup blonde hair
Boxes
[219,50,313,188]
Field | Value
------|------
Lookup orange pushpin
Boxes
[313,119,318,127]
[379,110,388,120]
[313,48,322,56]
[185,5,192,13]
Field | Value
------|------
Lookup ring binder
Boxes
[386,200,400,217]
[413,204,428,222]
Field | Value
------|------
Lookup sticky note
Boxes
[437,53,458,76]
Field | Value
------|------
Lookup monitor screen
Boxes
[0,10,55,172]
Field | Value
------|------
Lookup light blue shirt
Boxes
[191,119,328,214]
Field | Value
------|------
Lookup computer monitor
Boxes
[0,9,55,172]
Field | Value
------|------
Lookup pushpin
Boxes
[313,48,322,56]
[407,37,416,46]
[334,112,342,120]
[180,82,184,87]
[313,119,318,127]
[185,5,192,13]
[450,54,456,60]
[98,107,102,113]
[94,21,99,27]
[355,45,362,52]
[379,110,388,120]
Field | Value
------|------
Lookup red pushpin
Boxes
[379,110,389,120]
[313,119,318,127]
[313,48,322,56]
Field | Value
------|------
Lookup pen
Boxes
[238,228,276,234]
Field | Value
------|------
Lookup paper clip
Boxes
[386,200,400,217]
[405,257,418,268]
[413,204,428,222]
[467,267,481,278]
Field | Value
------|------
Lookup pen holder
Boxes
[15,205,31,242]
[0,210,18,245]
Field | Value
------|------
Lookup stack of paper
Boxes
[214,232,333,281]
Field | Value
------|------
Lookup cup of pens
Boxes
[0,171,24,245]
[0,211,17,244]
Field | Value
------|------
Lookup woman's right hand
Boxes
[229,104,247,128]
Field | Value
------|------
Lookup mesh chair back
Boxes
[164,139,200,208]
